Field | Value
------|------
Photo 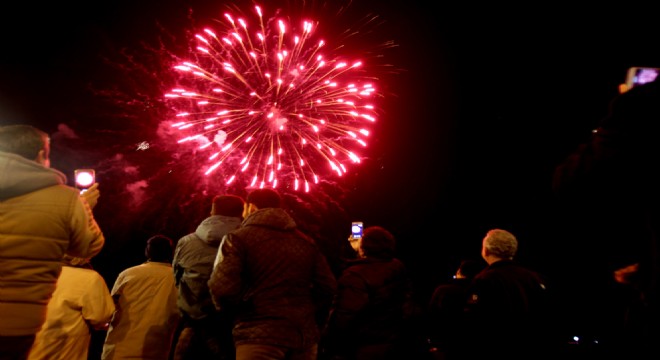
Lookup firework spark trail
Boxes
[164,4,378,192]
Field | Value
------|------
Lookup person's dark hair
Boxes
[246,188,281,209]
[145,235,174,263]
[360,226,396,258]
[213,195,245,217]
[0,124,49,160]
[458,259,484,279]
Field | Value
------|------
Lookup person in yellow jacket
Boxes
[28,256,115,360]
[0,124,105,360]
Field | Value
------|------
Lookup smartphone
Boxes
[351,221,364,239]
[74,169,96,193]
[625,67,660,89]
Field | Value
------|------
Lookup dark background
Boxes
[1,0,659,352]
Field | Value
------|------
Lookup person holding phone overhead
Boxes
[321,226,417,360]
[0,124,105,359]
[553,69,660,356]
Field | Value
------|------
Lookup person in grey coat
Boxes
[171,195,245,360]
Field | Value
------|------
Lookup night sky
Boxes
[2,0,660,328]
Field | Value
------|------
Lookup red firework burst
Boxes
[164,4,379,192]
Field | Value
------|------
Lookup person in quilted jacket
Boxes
[209,188,337,360]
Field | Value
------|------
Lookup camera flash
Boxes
[74,169,95,190]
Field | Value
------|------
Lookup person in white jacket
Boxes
[28,256,115,360]
[102,235,180,360]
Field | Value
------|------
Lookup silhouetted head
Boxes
[359,226,396,259]
[457,259,485,279]
[246,188,281,209]
[145,235,174,263]
[211,195,245,217]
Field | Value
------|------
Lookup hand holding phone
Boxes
[80,183,100,209]
[625,67,660,90]
[351,221,364,239]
